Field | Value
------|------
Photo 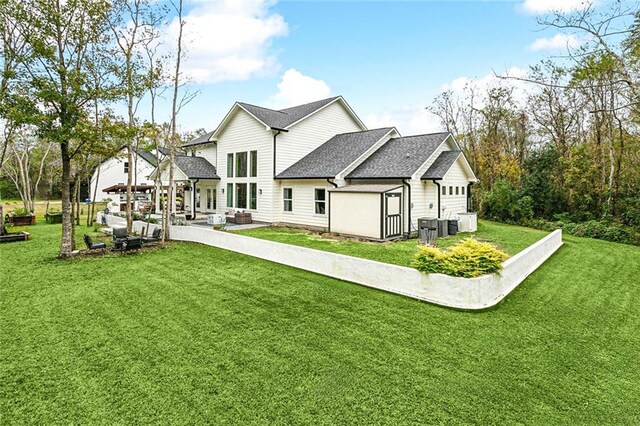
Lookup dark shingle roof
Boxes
[174,156,220,179]
[421,150,461,180]
[276,128,395,179]
[134,148,158,166]
[238,96,341,130]
[182,131,214,147]
[329,184,402,193]
[347,133,449,179]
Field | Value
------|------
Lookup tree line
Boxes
[429,2,640,243]
[0,0,193,256]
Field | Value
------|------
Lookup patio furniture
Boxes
[84,234,107,250]
[142,227,162,244]
[112,227,128,250]
[235,212,252,225]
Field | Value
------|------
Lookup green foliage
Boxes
[413,238,508,278]
[0,178,20,199]
[522,218,640,246]
[482,180,534,222]
[521,145,568,219]
[11,208,32,217]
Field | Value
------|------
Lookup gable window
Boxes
[441,186,446,196]
[314,188,326,215]
[227,154,233,178]
[250,150,258,177]
[236,183,247,209]
[462,186,465,195]
[236,152,247,177]
[226,183,233,207]
[455,187,459,195]
[283,188,293,212]
[250,183,257,209]
[449,186,453,195]
[124,162,129,173]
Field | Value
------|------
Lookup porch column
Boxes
[155,181,161,213]
[191,180,197,219]
[171,182,177,214]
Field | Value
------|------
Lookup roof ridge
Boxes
[237,102,287,115]
[277,96,341,113]
[334,127,394,136]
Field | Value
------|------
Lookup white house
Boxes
[90,147,159,212]
[152,96,478,240]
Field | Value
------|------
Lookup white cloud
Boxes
[271,69,332,108]
[164,0,289,83]
[520,0,594,15]
[365,106,443,136]
[528,33,582,51]
[440,67,530,107]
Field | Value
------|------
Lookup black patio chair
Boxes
[142,227,162,244]
[84,234,106,250]
[123,237,142,251]
[112,227,128,250]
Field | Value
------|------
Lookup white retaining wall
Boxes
[99,213,563,310]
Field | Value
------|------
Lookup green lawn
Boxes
[235,220,548,267]
[1,222,639,424]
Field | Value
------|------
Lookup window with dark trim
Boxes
[250,150,257,177]
[314,188,326,215]
[236,152,247,177]
[441,186,446,196]
[455,187,459,195]
[196,188,201,208]
[226,183,233,207]
[236,183,247,209]
[462,186,465,195]
[124,162,129,173]
[249,183,257,210]
[227,153,233,178]
[283,188,292,212]
[449,186,453,195]
[206,189,212,209]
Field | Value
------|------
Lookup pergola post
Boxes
[172,182,177,215]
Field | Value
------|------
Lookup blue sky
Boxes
[155,0,596,136]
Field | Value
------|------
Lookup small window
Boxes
[283,188,292,212]
[227,153,233,178]
[442,186,446,196]
[314,188,326,215]
[236,152,247,177]
[250,183,257,210]
[250,150,258,177]
[462,186,465,195]
[226,183,233,207]
[124,162,129,173]
[455,187,459,195]
[449,186,453,195]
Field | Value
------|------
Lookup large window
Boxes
[314,188,326,215]
[196,188,201,208]
[250,183,257,210]
[226,183,233,207]
[236,152,247,177]
[123,162,129,173]
[236,183,247,209]
[250,150,258,177]
[283,188,292,212]
[227,153,233,178]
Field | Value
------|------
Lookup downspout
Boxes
[326,178,338,188]
[432,179,441,219]
[402,179,411,238]
[467,182,474,212]
[272,130,282,179]
[326,178,337,233]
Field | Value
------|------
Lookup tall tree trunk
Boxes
[60,142,73,257]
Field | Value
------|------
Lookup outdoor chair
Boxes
[84,234,106,250]
[142,227,162,244]
[123,237,142,251]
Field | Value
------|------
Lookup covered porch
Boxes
[150,155,220,219]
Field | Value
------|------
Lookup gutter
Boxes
[326,178,338,188]
[402,179,411,238]
[432,179,441,219]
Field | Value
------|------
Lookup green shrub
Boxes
[12,208,32,217]
[520,218,640,246]
[482,180,534,222]
[413,238,509,278]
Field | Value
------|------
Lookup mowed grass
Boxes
[1,223,639,424]
[236,220,548,266]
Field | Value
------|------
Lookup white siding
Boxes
[329,192,381,239]
[191,143,217,167]
[215,109,274,222]
[90,149,155,212]
[440,157,471,218]
[275,101,364,174]
[274,179,331,229]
